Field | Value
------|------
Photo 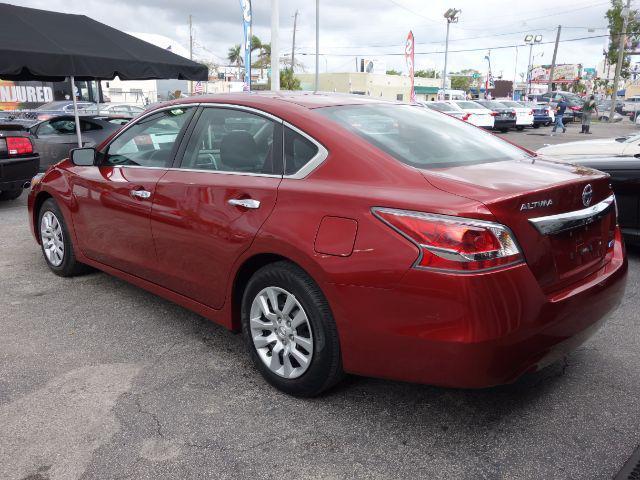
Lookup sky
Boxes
[13,0,616,81]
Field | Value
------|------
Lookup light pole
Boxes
[525,34,542,97]
[442,8,461,96]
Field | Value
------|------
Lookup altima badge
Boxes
[582,184,593,207]
[520,199,553,211]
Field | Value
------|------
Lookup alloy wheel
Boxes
[249,286,314,379]
[40,211,64,266]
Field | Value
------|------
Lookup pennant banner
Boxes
[405,31,415,102]
[240,0,252,91]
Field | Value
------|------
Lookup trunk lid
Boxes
[423,158,616,293]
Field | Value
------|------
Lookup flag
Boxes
[239,0,252,92]
[194,81,204,94]
[405,31,415,102]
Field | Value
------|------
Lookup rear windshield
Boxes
[454,101,484,109]
[500,101,521,108]
[316,104,530,169]
[428,102,455,112]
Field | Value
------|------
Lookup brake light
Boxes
[529,110,534,115]
[373,208,523,272]
[6,137,33,155]
[490,111,498,116]
[462,113,470,121]
[569,106,581,111]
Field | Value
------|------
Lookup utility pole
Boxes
[610,0,631,122]
[442,9,460,97]
[548,25,561,93]
[315,0,319,92]
[513,46,518,100]
[291,9,298,71]
[189,14,193,95]
[271,0,279,90]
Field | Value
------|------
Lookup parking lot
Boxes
[1,123,639,480]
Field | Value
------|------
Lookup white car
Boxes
[622,96,640,114]
[499,100,534,130]
[420,101,468,121]
[450,101,495,128]
[537,133,640,159]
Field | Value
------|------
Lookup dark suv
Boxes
[0,125,39,200]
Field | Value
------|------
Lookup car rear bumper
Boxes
[0,155,39,190]
[330,230,627,388]
[533,115,552,124]
[516,117,534,126]
[493,119,517,129]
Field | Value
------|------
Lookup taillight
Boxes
[6,137,33,156]
[569,106,580,111]
[490,111,498,116]
[462,113,470,121]
[373,208,523,272]
[529,110,534,115]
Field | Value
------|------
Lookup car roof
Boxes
[152,91,396,112]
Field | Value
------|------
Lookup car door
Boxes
[70,106,195,278]
[150,106,283,309]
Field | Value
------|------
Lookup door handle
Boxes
[130,189,151,199]
[228,198,260,209]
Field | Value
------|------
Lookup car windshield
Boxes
[454,101,485,110]
[317,104,530,169]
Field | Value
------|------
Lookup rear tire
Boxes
[241,261,343,397]
[533,124,541,129]
[516,126,524,131]
[0,189,23,201]
[38,198,92,277]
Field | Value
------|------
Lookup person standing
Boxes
[581,95,598,134]
[552,97,567,134]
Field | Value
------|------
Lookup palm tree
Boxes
[227,44,243,80]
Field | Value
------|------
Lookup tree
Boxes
[450,76,472,91]
[386,69,402,76]
[280,68,301,90]
[414,69,440,78]
[227,44,243,79]
[605,0,640,79]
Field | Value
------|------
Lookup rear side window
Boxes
[179,107,279,174]
[284,127,319,175]
[317,104,529,169]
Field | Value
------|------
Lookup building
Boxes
[295,72,442,102]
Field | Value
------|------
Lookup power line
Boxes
[382,0,439,23]
[297,33,624,57]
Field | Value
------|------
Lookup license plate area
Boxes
[550,219,607,278]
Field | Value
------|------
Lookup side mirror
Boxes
[70,147,96,166]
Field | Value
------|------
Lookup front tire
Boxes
[241,261,343,397]
[0,189,23,201]
[38,198,91,277]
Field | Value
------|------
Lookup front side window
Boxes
[102,107,193,168]
[317,104,530,169]
[180,108,279,174]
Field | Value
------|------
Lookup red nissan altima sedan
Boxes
[28,93,627,396]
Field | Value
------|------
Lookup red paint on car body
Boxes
[28,92,628,388]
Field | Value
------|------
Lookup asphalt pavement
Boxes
[1,123,639,479]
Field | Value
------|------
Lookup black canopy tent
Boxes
[0,3,208,145]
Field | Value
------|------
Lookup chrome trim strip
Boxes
[100,103,329,180]
[110,164,281,178]
[528,194,615,235]
[282,121,329,179]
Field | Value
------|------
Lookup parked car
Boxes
[28,93,627,396]
[79,103,145,118]
[0,123,39,200]
[597,110,624,122]
[475,100,517,132]
[547,156,639,243]
[28,115,125,171]
[420,101,468,121]
[31,101,98,121]
[521,102,553,127]
[538,91,583,123]
[537,133,640,159]
[496,100,534,130]
[450,100,495,128]
[622,95,640,116]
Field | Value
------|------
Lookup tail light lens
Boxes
[373,208,523,272]
[569,106,581,111]
[5,137,33,156]
[490,111,498,116]
[529,110,534,115]
[462,113,470,121]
